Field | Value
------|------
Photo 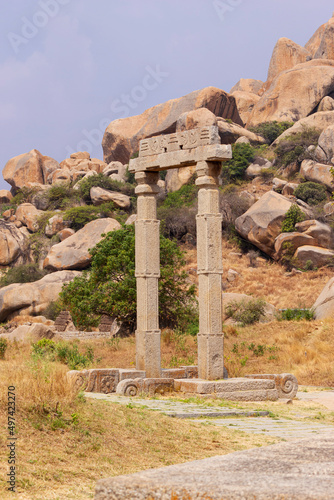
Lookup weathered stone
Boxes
[245,158,272,178]
[1,323,56,343]
[235,136,250,144]
[15,203,43,233]
[266,37,311,89]
[165,166,196,192]
[313,277,334,319]
[244,373,298,399]
[295,220,332,248]
[235,191,293,257]
[0,220,29,266]
[282,182,299,196]
[217,118,265,144]
[223,292,276,322]
[0,190,13,203]
[54,311,74,332]
[90,187,131,208]
[294,245,334,268]
[248,60,334,127]
[0,271,80,321]
[67,370,89,391]
[58,228,75,241]
[300,159,334,191]
[274,232,317,260]
[318,96,334,112]
[317,124,334,162]
[103,161,124,177]
[98,315,114,333]
[103,87,242,164]
[273,111,334,145]
[124,214,137,225]
[43,218,121,271]
[45,214,68,237]
[230,78,264,95]
[1,209,14,220]
[176,108,218,132]
[51,168,72,185]
[86,369,120,394]
[72,170,97,190]
[3,149,59,192]
[324,201,334,215]
[226,269,239,283]
[70,151,90,160]
[305,14,334,60]
[272,177,287,191]
[230,91,261,126]
[116,378,174,397]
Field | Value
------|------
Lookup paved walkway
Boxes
[86,391,334,440]
[297,389,334,410]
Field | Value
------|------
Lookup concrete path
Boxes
[95,435,334,499]
[297,389,334,411]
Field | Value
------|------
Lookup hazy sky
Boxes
[0,0,332,190]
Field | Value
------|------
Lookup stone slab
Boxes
[95,435,334,499]
[129,144,232,172]
[118,369,146,381]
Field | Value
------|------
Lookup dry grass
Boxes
[0,342,277,500]
[182,239,334,309]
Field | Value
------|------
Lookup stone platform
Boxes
[95,435,334,499]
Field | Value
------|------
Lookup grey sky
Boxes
[0,0,332,190]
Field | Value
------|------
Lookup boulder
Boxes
[70,151,90,160]
[43,218,121,271]
[312,277,334,319]
[295,220,332,248]
[90,187,131,208]
[282,183,299,196]
[45,214,68,237]
[300,159,334,191]
[248,60,334,127]
[165,166,196,193]
[273,111,334,146]
[0,220,29,266]
[217,118,265,144]
[294,245,334,268]
[317,96,334,112]
[234,191,293,257]
[272,178,287,192]
[176,108,217,131]
[0,270,81,322]
[274,232,317,260]
[266,38,311,89]
[305,14,334,61]
[223,292,276,322]
[317,124,334,162]
[73,170,97,190]
[103,161,127,182]
[3,149,59,192]
[15,203,43,232]
[58,228,75,241]
[235,136,250,144]
[102,86,243,164]
[324,201,334,215]
[230,78,264,95]
[0,190,13,203]
[125,214,137,226]
[1,323,56,343]
[245,157,272,178]
[230,91,261,126]
[51,168,72,185]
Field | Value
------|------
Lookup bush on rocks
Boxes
[0,263,49,288]
[274,128,320,169]
[222,143,255,180]
[281,204,305,233]
[250,121,293,144]
[294,182,327,206]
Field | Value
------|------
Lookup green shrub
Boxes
[225,298,266,326]
[294,182,327,206]
[222,143,255,179]
[63,204,115,231]
[281,204,305,233]
[61,225,197,331]
[0,338,8,359]
[161,183,198,209]
[158,205,196,240]
[39,184,80,210]
[79,173,135,202]
[0,264,49,288]
[250,121,293,144]
[278,308,315,321]
[0,204,15,216]
[274,128,320,168]
[43,300,63,321]
[11,187,39,205]
[31,338,96,370]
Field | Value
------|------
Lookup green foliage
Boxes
[0,204,15,216]
[222,143,255,180]
[63,203,116,231]
[31,339,96,370]
[125,165,135,184]
[78,173,135,202]
[43,300,63,321]
[61,225,197,331]
[274,127,320,168]
[161,183,198,209]
[250,121,293,144]
[0,338,8,359]
[294,182,327,206]
[278,308,315,321]
[11,187,39,205]
[44,183,80,210]
[281,204,305,233]
[185,317,199,336]
[0,263,48,288]
[225,298,266,326]
[158,205,196,241]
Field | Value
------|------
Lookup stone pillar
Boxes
[135,171,161,378]
[196,161,224,380]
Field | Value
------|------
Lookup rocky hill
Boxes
[1,14,334,326]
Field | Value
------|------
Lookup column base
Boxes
[136,330,161,378]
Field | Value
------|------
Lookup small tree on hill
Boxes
[60,225,197,331]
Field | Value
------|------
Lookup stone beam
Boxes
[129,144,232,173]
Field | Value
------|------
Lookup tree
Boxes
[60,225,197,331]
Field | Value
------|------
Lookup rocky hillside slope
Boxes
[1,14,334,325]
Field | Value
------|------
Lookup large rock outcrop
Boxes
[294,245,334,268]
[300,160,334,191]
[0,270,80,321]
[317,124,334,162]
[0,221,29,266]
[266,38,311,89]
[230,79,264,95]
[247,60,334,127]
[272,111,334,145]
[43,218,121,271]
[305,14,334,61]
[3,149,59,192]
[102,87,242,164]
[229,91,261,126]
[234,191,293,257]
[312,277,334,319]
